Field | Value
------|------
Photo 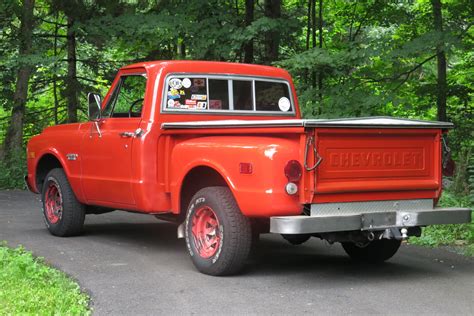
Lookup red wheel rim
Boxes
[191,206,222,258]
[44,181,62,224]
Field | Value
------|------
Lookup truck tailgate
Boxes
[312,128,441,203]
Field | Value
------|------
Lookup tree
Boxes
[263,0,281,64]
[432,0,447,122]
[243,0,255,63]
[2,0,35,159]
[65,14,79,123]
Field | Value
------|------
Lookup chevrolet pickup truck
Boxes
[26,61,471,275]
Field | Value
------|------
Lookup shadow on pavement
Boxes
[61,219,448,281]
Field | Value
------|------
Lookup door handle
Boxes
[119,128,143,138]
[119,131,134,138]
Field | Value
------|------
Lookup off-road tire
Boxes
[184,187,252,276]
[41,168,85,236]
[341,239,402,263]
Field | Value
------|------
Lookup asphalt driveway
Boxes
[1,190,472,315]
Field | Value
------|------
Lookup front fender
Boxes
[26,131,85,202]
[170,136,303,217]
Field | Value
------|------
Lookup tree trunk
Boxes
[303,0,312,83]
[432,0,447,122]
[2,0,35,159]
[263,0,281,64]
[243,0,254,63]
[306,0,311,51]
[311,0,316,87]
[317,0,323,113]
[53,12,59,125]
[66,15,79,123]
[178,38,186,59]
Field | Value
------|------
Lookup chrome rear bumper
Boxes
[270,207,471,234]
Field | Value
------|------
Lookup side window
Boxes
[255,81,291,112]
[103,74,147,118]
[166,77,207,109]
[233,80,253,111]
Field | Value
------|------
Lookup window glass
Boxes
[104,74,147,118]
[102,84,120,117]
[208,79,229,110]
[163,75,293,114]
[255,81,291,112]
[233,80,253,111]
[166,77,207,110]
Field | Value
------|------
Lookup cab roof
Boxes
[121,60,292,80]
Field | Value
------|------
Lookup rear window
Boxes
[163,75,293,114]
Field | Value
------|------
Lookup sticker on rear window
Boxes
[191,94,207,101]
[169,78,183,89]
[278,97,291,112]
[182,78,191,89]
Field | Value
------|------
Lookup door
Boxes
[81,71,147,206]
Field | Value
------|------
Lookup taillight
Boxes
[284,160,302,182]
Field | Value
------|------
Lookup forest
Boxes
[0,0,472,205]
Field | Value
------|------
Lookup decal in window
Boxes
[166,77,207,109]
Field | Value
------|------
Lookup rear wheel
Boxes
[184,187,251,276]
[41,168,85,237]
[341,239,401,263]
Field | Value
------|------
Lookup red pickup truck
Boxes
[26,61,471,275]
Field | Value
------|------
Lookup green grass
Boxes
[0,244,90,315]
[410,191,474,256]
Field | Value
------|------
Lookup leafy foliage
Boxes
[0,243,90,314]
[0,150,26,189]
[410,190,473,255]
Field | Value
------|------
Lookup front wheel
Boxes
[184,187,252,276]
[41,168,85,237]
[341,239,401,263]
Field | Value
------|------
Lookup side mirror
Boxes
[88,93,102,121]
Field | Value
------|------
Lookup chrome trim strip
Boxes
[252,80,256,111]
[162,119,304,129]
[303,116,454,129]
[161,117,454,130]
[228,80,234,110]
[270,208,471,234]
[205,77,210,110]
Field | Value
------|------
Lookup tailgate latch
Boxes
[304,135,323,171]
